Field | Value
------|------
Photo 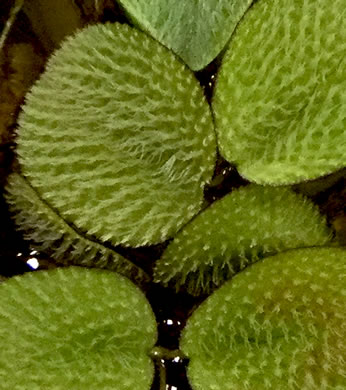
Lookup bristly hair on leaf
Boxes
[213,0,346,184]
[154,185,332,295]
[181,247,346,390]
[0,267,158,390]
[13,22,216,250]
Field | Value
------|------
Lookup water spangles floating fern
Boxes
[213,0,346,184]
[181,247,346,390]
[15,22,216,248]
[0,267,157,390]
[154,185,332,295]
[1,5,345,390]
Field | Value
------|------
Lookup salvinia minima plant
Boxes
[213,0,345,184]
[14,23,216,250]
[2,0,346,389]
[0,267,158,390]
[1,248,345,390]
[181,248,346,390]
[5,0,345,283]
[154,185,332,295]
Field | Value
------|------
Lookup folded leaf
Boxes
[0,267,157,390]
[16,23,216,247]
[181,247,346,390]
[154,185,332,295]
[5,172,150,284]
[213,0,345,184]
[118,0,253,71]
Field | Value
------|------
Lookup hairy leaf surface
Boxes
[16,23,216,247]
[181,247,346,390]
[0,267,157,389]
[213,0,346,184]
[154,185,332,295]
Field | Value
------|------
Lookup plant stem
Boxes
[158,359,166,390]
[150,346,187,390]
[150,346,187,361]
[0,0,24,52]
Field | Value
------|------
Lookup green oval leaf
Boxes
[181,247,346,390]
[213,0,345,184]
[154,185,332,295]
[16,23,216,247]
[0,267,157,389]
[118,0,253,71]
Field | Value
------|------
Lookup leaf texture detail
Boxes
[154,185,332,295]
[181,247,346,390]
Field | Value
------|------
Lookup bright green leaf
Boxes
[118,0,253,71]
[181,247,346,390]
[154,185,332,295]
[15,23,216,247]
[0,267,157,390]
[213,0,346,184]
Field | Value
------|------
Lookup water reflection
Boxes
[26,250,40,269]
[27,257,39,269]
